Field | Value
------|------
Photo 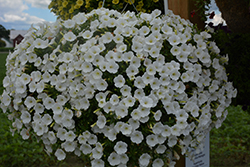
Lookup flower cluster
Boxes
[1,8,236,167]
[48,0,165,20]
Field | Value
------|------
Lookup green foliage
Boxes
[48,0,165,20]
[0,52,8,95]
[210,106,250,166]
[0,40,6,47]
[193,0,211,21]
[0,25,10,39]
[211,29,250,108]
[0,47,14,52]
[0,111,60,167]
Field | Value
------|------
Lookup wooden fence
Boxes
[168,0,205,30]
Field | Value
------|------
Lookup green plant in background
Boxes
[192,0,211,21]
[48,0,165,20]
[0,40,6,47]
[207,26,250,109]
[48,0,212,21]
[0,112,57,167]
[210,105,250,166]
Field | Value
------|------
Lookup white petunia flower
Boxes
[154,110,162,121]
[53,112,65,124]
[21,110,31,124]
[114,75,125,88]
[139,153,151,166]
[139,26,150,36]
[114,141,128,154]
[102,32,113,43]
[65,131,76,142]
[91,159,104,167]
[33,103,44,114]
[152,122,164,134]
[20,73,31,85]
[63,20,75,28]
[62,115,74,128]
[140,96,153,108]
[170,45,181,56]
[97,115,106,129]
[64,31,77,42]
[42,114,53,125]
[130,130,144,144]
[134,77,146,89]
[34,38,49,49]
[152,158,164,167]
[80,143,92,154]
[120,123,132,135]
[108,152,121,166]
[126,65,138,77]
[162,125,171,137]
[168,135,178,147]
[92,147,103,159]
[43,97,55,110]
[95,79,108,91]
[62,141,76,152]
[142,73,154,85]
[42,71,51,82]
[63,52,74,63]
[88,134,98,145]
[146,134,158,147]
[145,34,157,45]
[36,81,45,93]
[20,128,30,140]
[55,149,66,161]
[161,24,173,35]
[169,69,181,81]
[156,145,167,154]
[24,96,36,109]
[110,94,119,105]
[120,85,131,97]
[115,105,128,118]
[2,76,10,88]
[117,43,127,53]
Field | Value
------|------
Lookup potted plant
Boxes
[0,7,237,166]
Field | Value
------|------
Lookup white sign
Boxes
[185,133,210,167]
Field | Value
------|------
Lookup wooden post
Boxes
[175,154,185,167]
[168,0,205,30]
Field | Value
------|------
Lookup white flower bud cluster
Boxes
[0,8,236,167]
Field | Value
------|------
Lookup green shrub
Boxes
[0,40,6,47]
[0,111,59,167]
[210,28,250,108]
[210,105,250,166]
[0,47,14,52]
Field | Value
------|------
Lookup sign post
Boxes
[185,133,210,167]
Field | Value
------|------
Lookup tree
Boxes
[0,24,10,39]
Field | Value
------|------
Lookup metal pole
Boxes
[164,0,168,14]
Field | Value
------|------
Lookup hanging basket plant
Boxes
[0,8,236,167]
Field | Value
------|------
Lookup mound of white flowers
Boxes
[1,8,236,167]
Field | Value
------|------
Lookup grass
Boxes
[210,105,250,167]
[1,52,250,166]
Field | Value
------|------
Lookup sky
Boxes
[0,0,56,30]
[0,0,224,31]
